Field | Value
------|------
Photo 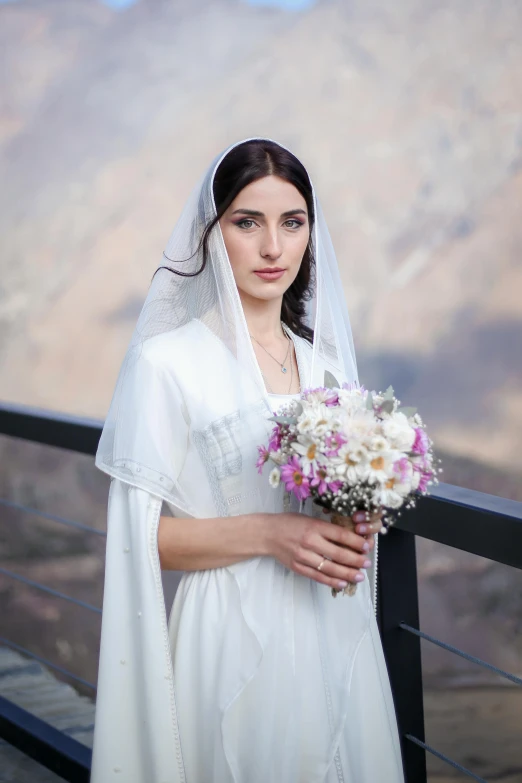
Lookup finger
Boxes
[362,535,375,552]
[355,520,382,536]
[299,546,371,581]
[294,560,366,589]
[318,522,371,554]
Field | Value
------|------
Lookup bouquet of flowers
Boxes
[256,377,440,596]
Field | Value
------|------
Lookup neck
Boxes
[238,289,286,341]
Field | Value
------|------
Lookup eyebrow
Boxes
[231,208,307,218]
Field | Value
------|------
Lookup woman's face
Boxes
[218,175,310,303]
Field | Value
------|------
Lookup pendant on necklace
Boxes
[281,366,287,374]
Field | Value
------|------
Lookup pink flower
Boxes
[310,468,329,495]
[310,468,343,497]
[256,445,269,475]
[342,381,362,391]
[328,480,343,494]
[418,469,434,492]
[412,427,429,456]
[268,426,282,451]
[280,456,311,501]
[302,386,339,406]
[324,432,347,457]
[324,391,339,407]
[393,456,410,483]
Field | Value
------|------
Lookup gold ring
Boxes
[317,557,326,572]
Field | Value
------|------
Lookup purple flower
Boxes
[324,391,339,407]
[268,426,282,452]
[310,468,343,497]
[418,470,433,492]
[281,456,311,501]
[412,427,429,456]
[256,445,269,475]
[341,381,360,391]
[393,456,410,483]
[310,468,329,495]
[328,479,344,494]
[324,432,347,457]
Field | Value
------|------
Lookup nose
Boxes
[260,228,282,261]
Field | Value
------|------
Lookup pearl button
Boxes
[120,659,126,664]
[137,611,142,617]
[136,467,141,472]
[124,547,130,553]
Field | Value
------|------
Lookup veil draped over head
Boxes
[95,137,359,520]
[90,139,389,783]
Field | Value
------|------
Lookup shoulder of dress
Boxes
[138,319,211,367]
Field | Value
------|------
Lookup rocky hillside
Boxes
[1,0,521,482]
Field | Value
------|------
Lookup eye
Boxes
[284,219,304,229]
[235,219,256,229]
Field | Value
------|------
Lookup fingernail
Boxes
[363,559,372,568]
[338,580,348,588]
[362,542,370,552]
[353,511,366,522]
[355,573,365,582]
[357,524,367,533]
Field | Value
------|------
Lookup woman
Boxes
[91,138,405,782]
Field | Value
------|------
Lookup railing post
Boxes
[377,526,426,783]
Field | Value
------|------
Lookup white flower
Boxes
[337,388,366,414]
[297,402,331,437]
[305,389,333,405]
[269,467,281,488]
[332,443,371,483]
[270,451,286,466]
[369,435,390,452]
[292,436,321,476]
[296,407,320,435]
[411,470,421,491]
[381,412,416,451]
[373,485,403,509]
[366,448,398,486]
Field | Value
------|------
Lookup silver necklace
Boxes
[249,324,291,374]
[261,342,295,394]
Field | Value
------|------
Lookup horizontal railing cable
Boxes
[400,622,522,686]
[0,568,101,615]
[0,497,106,537]
[405,734,487,783]
[0,637,96,691]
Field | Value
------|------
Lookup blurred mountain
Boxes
[0,0,521,482]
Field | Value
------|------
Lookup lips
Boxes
[254,268,286,281]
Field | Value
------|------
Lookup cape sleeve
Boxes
[90,478,185,782]
[96,337,196,518]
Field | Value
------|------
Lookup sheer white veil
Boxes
[95,137,359,519]
[91,139,378,783]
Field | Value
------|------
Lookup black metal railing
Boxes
[377,482,522,782]
[1,400,522,783]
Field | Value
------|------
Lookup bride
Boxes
[91,138,405,782]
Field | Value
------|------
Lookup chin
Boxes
[238,281,288,302]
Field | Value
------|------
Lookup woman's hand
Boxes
[263,509,381,591]
[351,508,384,546]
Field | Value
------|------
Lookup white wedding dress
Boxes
[165,389,405,783]
[91,137,405,783]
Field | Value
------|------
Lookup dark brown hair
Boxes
[158,139,315,342]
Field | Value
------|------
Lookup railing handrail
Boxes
[0,400,103,455]
[395,483,522,570]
